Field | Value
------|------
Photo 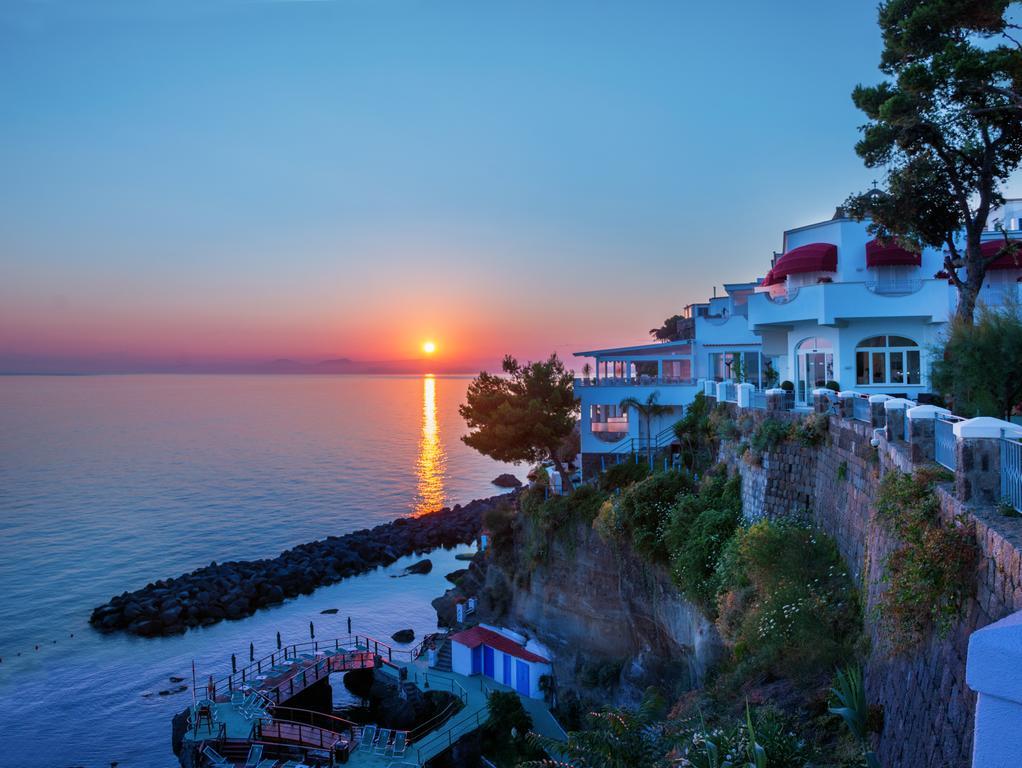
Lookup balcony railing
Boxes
[574,377,696,388]
[865,279,924,295]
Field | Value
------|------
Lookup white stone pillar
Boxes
[737,382,755,409]
[953,417,1022,504]
[868,394,892,429]
[716,381,728,402]
[968,610,1022,768]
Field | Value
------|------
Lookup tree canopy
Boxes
[459,353,578,486]
[931,297,1022,418]
[649,314,685,343]
[844,0,1022,323]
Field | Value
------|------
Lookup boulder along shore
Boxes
[90,493,514,637]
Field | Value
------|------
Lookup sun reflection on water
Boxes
[414,374,447,515]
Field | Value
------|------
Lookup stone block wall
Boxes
[716,405,1022,768]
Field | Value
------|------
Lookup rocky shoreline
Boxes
[91,493,513,637]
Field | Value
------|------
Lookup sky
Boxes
[3,0,1018,373]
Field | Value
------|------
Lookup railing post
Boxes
[967,609,1022,768]
[765,387,787,412]
[838,390,856,419]
[868,394,891,429]
[954,418,1022,504]
[883,398,914,442]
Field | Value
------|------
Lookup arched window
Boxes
[855,335,921,386]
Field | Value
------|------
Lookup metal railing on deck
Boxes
[1001,434,1022,512]
[573,376,696,388]
[852,397,871,423]
[936,415,964,471]
[750,391,767,410]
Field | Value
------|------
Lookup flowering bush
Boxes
[876,471,976,653]
[715,520,860,682]
[617,470,694,561]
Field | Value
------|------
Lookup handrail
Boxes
[212,633,414,699]
[256,716,347,750]
[414,707,488,762]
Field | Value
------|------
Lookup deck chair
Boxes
[390,731,407,757]
[255,761,279,768]
[201,744,230,767]
[230,690,245,705]
[360,724,377,751]
[374,728,392,755]
[244,743,263,767]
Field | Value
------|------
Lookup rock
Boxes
[492,473,522,488]
[320,608,339,614]
[445,569,468,584]
[169,675,185,683]
[403,559,433,575]
[391,628,415,643]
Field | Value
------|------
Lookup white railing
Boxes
[574,376,695,388]
[865,279,924,295]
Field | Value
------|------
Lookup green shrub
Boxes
[824,380,841,392]
[750,418,791,453]
[715,520,860,682]
[780,380,794,392]
[677,705,815,768]
[600,457,650,491]
[793,413,828,446]
[618,470,694,561]
[875,471,977,652]
[666,471,743,609]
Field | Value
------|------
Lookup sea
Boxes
[0,374,522,768]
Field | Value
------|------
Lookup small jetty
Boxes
[178,631,564,767]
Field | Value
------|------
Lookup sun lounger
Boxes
[230,690,245,705]
[360,724,377,751]
[375,728,392,755]
[201,744,230,766]
[390,731,407,757]
[244,744,263,767]
[255,761,279,768]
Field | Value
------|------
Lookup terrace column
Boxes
[766,387,787,413]
[905,404,951,463]
[953,418,1022,504]
[657,360,663,381]
[838,391,856,420]
[737,383,754,409]
[868,394,891,429]
[883,398,914,443]
[967,609,1022,768]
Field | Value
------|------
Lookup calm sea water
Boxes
[0,375,521,768]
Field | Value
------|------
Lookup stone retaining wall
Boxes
[716,406,1022,768]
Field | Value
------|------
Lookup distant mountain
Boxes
[0,353,486,375]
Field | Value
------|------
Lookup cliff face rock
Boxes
[487,515,722,707]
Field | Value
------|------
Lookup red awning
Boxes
[865,238,921,268]
[981,239,1022,270]
[450,626,549,663]
[762,243,838,286]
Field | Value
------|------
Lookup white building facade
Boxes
[572,200,1021,476]
[449,624,552,699]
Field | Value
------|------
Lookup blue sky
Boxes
[3,1,1013,370]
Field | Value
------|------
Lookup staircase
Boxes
[433,639,452,672]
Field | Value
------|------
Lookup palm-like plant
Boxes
[521,690,671,768]
[829,665,880,768]
[619,391,673,468]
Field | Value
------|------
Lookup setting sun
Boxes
[422,340,437,355]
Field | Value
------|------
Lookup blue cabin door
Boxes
[483,646,495,679]
[471,646,482,675]
[515,659,530,696]
[502,654,512,686]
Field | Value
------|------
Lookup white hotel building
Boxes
[574,200,1022,477]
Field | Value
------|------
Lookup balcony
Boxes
[747,279,951,329]
[575,376,697,388]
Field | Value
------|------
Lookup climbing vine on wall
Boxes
[875,469,976,653]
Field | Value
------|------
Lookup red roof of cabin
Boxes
[865,238,921,268]
[981,239,1022,270]
[763,243,838,286]
[450,626,549,663]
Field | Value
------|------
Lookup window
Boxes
[855,335,921,386]
[708,351,762,387]
[590,404,628,442]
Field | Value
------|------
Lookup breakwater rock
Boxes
[90,494,513,637]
